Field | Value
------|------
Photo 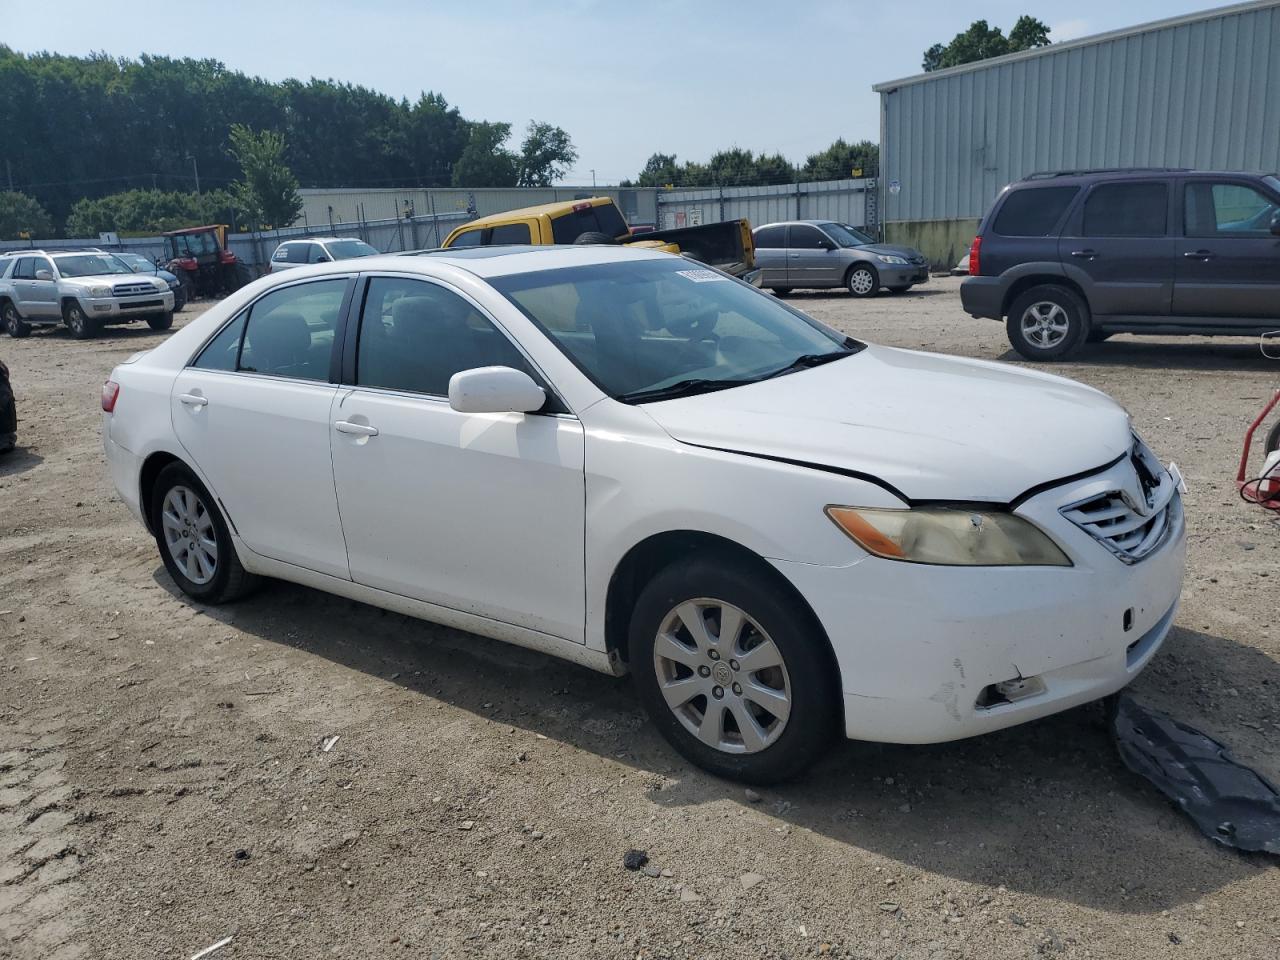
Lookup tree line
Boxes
[0,46,577,235]
[623,139,879,190]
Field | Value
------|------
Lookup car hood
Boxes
[855,243,925,261]
[639,345,1132,503]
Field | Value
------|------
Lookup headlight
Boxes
[168,279,180,289]
[875,254,908,265]
[826,506,1071,567]
[88,285,112,298]
[154,279,169,290]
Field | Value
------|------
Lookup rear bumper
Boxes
[103,418,145,527]
[960,276,1005,319]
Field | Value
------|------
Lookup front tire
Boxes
[846,263,879,298]
[887,284,911,294]
[147,311,174,331]
[1006,285,1088,360]
[629,555,838,784]
[3,302,30,338]
[150,462,257,604]
[62,301,97,340]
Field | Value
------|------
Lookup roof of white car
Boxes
[394,244,672,278]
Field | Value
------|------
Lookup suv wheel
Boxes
[63,301,98,340]
[629,555,838,784]
[846,263,879,298]
[3,302,30,338]
[1006,285,1088,360]
[147,311,174,332]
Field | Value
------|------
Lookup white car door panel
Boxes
[331,392,585,639]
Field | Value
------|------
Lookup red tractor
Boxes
[162,225,248,300]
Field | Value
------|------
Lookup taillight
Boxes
[968,235,982,276]
[101,380,120,413]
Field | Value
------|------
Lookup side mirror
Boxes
[315,255,331,263]
[817,239,836,250]
[448,366,546,414]
[34,269,53,281]
[1270,211,1280,237]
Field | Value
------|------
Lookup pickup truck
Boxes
[441,197,761,284]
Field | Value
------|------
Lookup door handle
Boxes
[1183,250,1215,260]
[178,394,208,408]
[788,253,801,258]
[1069,249,1098,260]
[334,420,379,437]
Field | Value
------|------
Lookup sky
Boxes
[4,0,1228,185]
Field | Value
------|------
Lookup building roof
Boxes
[872,0,1280,92]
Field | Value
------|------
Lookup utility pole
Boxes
[186,155,201,196]
[590,169,596,189]
[5,160,12,192]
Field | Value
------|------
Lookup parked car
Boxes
[1,250,174,339]
[102,245,1185,783]
[113,252,187,312]
[269,237,380,273]
[961,168,1280,359]
[0,358,15,455]
[752,220,930,298]
[440,196,762,285]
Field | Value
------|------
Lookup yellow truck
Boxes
[441,196,760,284]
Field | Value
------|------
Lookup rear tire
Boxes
[1006,285,1088,361]
[147,311,174,331]
[3,302,30,338]
[846,263,879,298]
[573,231,616,245]
[62,301,97,340]
[629,554,838,784]
[770,287,792,297]
[150,462,258,604]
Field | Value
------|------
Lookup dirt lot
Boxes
[1,276,1277,959]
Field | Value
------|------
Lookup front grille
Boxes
[118,299,163,310]
[1060,439,1178,564]
[112,282,156,297]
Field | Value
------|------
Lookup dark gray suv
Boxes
[961,169,1280,359]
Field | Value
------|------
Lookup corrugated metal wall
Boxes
[877,0,1280,224]
[655,179,876,230]
[297,187,659,230]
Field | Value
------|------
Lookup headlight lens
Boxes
[88,285,112,298]
[875,254,908,265]
[826,506,1071,566]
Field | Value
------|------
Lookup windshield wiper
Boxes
[759,347,856,381]
[618,378,755,404]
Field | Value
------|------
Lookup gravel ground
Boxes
[1,277,1277,959]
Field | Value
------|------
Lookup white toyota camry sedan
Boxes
[102,245,1185,783]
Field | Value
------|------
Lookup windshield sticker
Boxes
[676,268,727,283]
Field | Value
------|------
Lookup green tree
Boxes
[227,124,303,228]
[451,122,519,187]
[632,153,680,187]
[65,188,239,236]
[801,139,880,180]
[517,122,578,187]
[923,16,1051,71]
[0,191,53,239]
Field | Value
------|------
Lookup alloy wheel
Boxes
[849,269,875,295]
[161,485,218,585]
[1020,301,1071,348]
[652,598,792,754]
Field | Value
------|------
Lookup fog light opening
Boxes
[977,675,1047,709]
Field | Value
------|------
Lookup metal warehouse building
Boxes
[872,0,1280,267]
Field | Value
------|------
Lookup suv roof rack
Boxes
[1025,167,1191,180]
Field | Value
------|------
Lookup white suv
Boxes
[1,250,174,339]
[269,237,379,273]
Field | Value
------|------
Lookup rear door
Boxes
[752,225,787,286]
[1058,180,1174,318]
[170,275,355,579]
[1174,178,1280,321]
[786,224,840,287]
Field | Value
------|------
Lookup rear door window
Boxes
[551,204,626,243]
[1082,182,1169,237]
[992,187,1079,236]
[237,278,349,381]
[286,243,311,264]
[753,225,786,248]
[490,223,533,244]
[449,229,484,248]
[12,258,34,280]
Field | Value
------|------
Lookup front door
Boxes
[13,257,59,318]
[786,224,841,287]
[1058,180,1174,318]
[329,275,586,642]
[1174,179,1280,321]
[170,275,354,579]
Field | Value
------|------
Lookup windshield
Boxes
[55,254,133,277]
[827,223,875,246]
[491,258,859,402]
[326,239,378,260]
